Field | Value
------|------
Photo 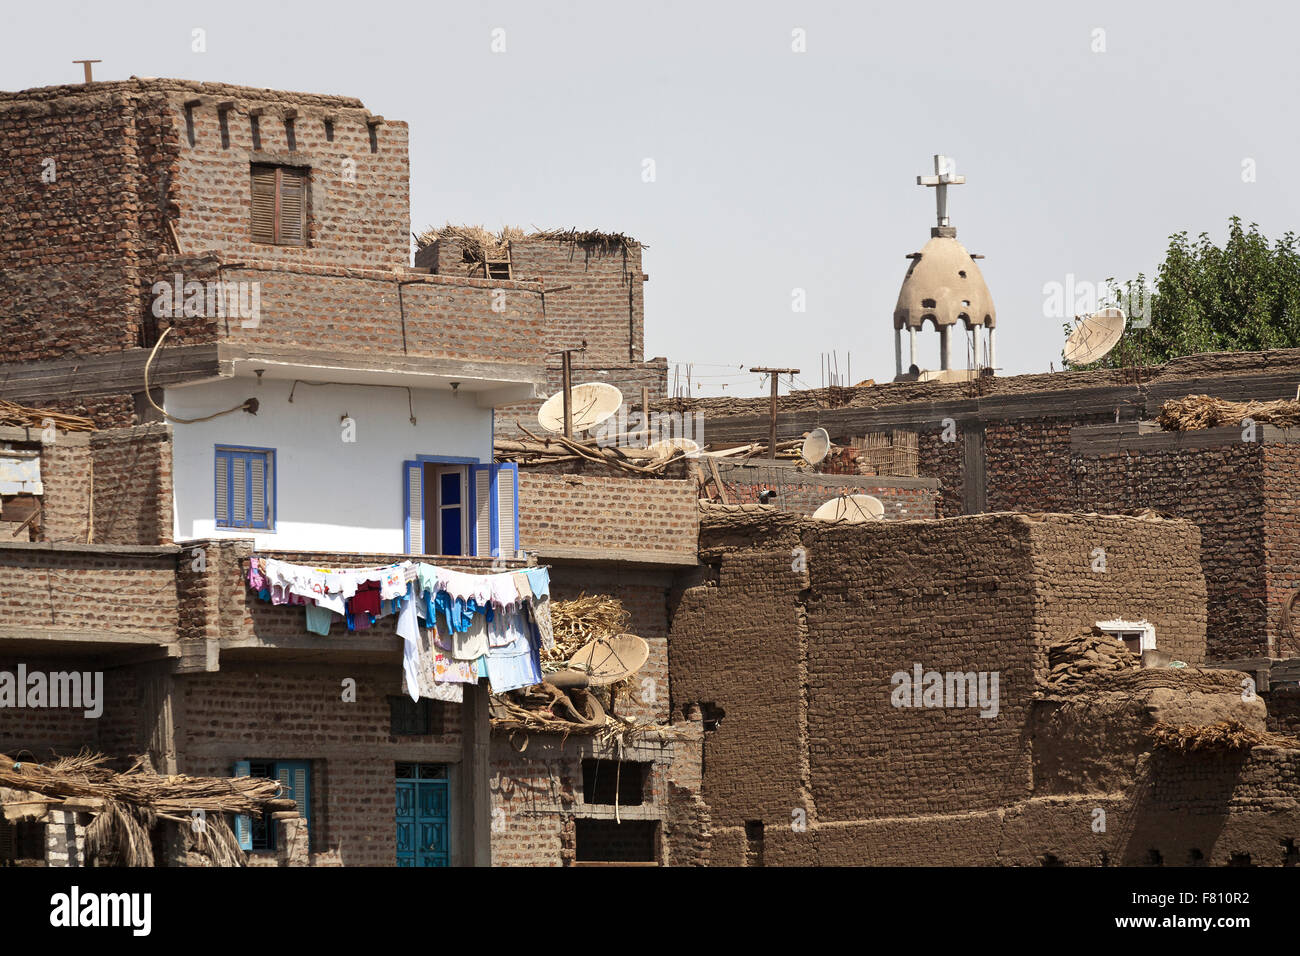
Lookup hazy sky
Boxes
[3,1,1297,396]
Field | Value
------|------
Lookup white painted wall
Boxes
[168,378,492,551]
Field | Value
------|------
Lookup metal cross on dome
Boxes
[916,154,965,228]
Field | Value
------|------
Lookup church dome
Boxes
[893,235,996,332]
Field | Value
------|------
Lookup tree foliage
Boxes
[1064,218,1300,369]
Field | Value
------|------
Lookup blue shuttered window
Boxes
[234,759,312,853]
[216,446,275,530]
[405,461,518,557]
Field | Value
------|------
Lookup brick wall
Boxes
[1069,427,1266,661]
[1264,442,1300,657]
[169,91,406,270]
[90,424,173,546]
[0,542,179,643]
[0,85,175,363]
[178,662,461,866]
[517,474,699,560]
[488,735,676,866]
[424,237,645,364]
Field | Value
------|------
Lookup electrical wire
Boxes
[143,326,257,424]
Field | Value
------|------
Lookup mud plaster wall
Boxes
[669,507,1225,865]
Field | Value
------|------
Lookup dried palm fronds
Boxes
[0,399,95,432]
[85,799,154,867]
[0,749,287,866]
[1157,394,1300,430]
[1149,719,1300,753]
[543,594,630,671]
[414,224,642,255]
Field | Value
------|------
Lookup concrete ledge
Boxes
[0,541,179,556]
[534,546,699,569]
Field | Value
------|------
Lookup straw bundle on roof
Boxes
[0,399,95,432]
[1157,394,1300,430]
[1149,719,1300,753]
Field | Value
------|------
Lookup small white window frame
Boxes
[1096,618,1156,654]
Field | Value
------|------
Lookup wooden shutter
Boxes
[250,165,277,244]
[404,461,424,554]
[250,456,266,527]
[231,456,247,525]
[495,463,518,555]
[278,169,307,245]
[215,453,230,526]
[233,761,252,851]
[276,761,312,845]
[472,465,493,557]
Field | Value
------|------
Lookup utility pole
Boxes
[751,367,799,460]
[547,341,587,438]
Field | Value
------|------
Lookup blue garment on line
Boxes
[431,589,493,634]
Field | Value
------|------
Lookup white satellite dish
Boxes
[1064,308,1126,366]
[801,428,831,465]
[646,437,700,459]
[538,382,624,433]
[812,494,884,523]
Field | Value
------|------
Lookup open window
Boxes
[1097,619,1156,655]
[403,461,516,557]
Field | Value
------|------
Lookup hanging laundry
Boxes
[522,566,555,651]
[304,603,336,636]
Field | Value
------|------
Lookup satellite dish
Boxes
[812,494,885,523]
[538,382,624,433]
[801,428,831,465]
[646,437,700,459]
[1064,308,1126,366]
[567,633,650,685]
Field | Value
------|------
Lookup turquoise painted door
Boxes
[396,766,449,867]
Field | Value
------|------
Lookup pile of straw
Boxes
[414,224,642,256]
[0,750,284,867]
[1157,394,1300,430]
[0,399,95,432]
[543,593,630,673]
[1149,719,1300,753]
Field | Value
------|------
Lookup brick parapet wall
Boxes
[518,474,699,560]
[712,461,937,519]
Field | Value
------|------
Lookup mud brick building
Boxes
[0,77,692,867]
[670,505,1300,865]
[5,74,1300,868]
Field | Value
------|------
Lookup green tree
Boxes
[1063,218,1300,369]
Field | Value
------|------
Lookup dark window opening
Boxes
[582,759,647,806]
[1190,848,1206,866]
[1145,849,1163,866]
[323,119,334,142]
[1040,853,1064,867]
[396,762,447,779]
[744,820,765,867]
[574,819,657,864]
[250,164,309,246]
[0,820,45,863]
[921,298,936,308]
[700,702,725,733]
[390,696,443,736]
[1229,852,1253,867]
[1282,838,1298,867]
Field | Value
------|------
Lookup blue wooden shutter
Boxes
[471,464,493,557]
[276,760,312,845]
[495,463,518,556]
[215,452,231,526]
[404,461,423,554]
[233,760,252,850]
